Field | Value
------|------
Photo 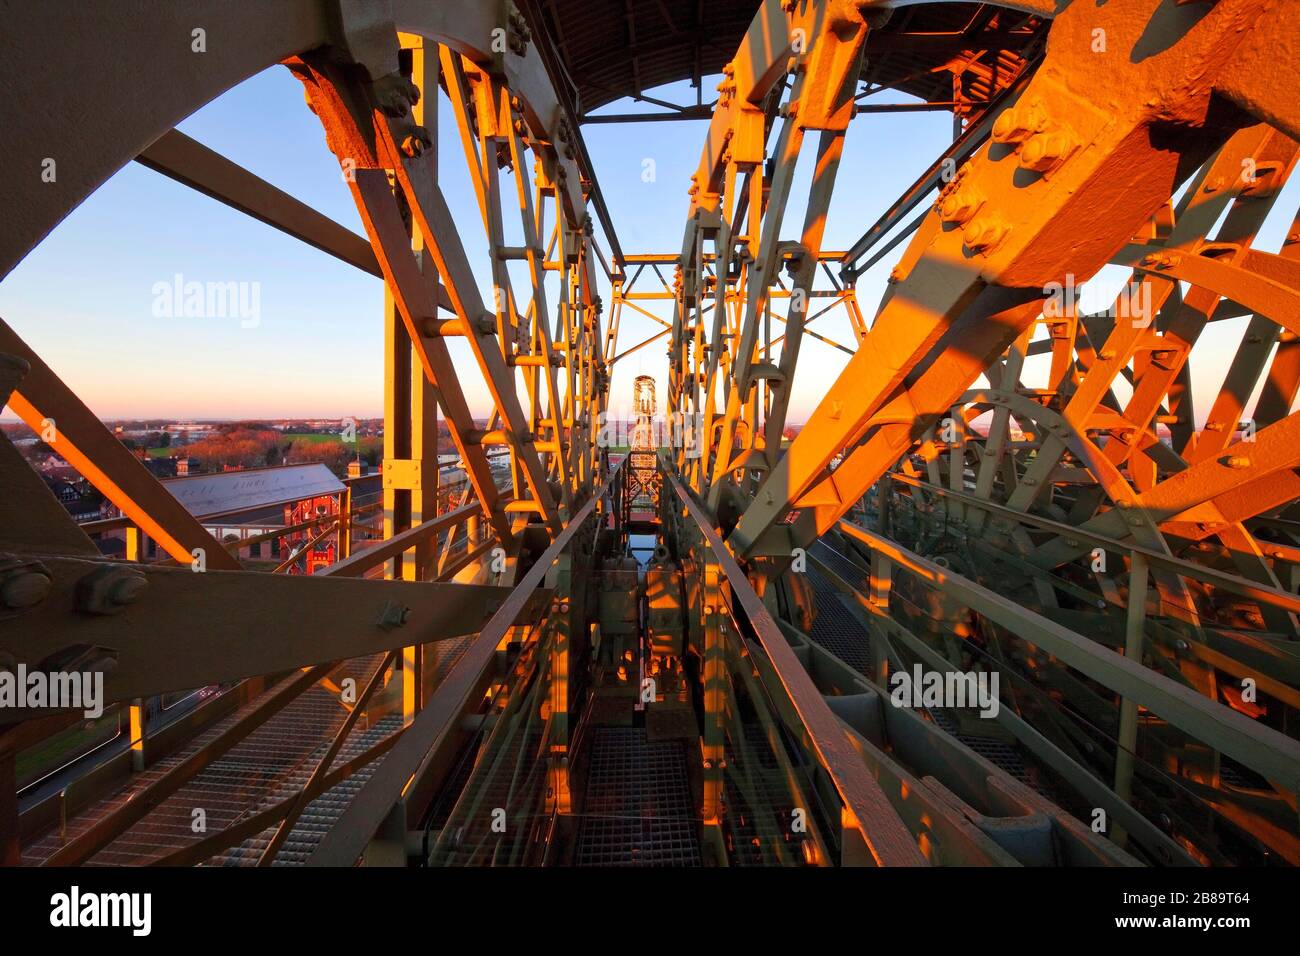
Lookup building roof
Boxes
[529,0,758,114]
[162,463,345,519]
[40,475,77,496]
[527,0,1047,115]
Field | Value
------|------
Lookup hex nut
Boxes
[991,101,1049,145]
[1,564,52,609]
[1018,130,1077,174]
[75,565,148,615]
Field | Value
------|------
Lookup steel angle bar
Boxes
[258,647,401,865]
[0,392,100,559]
[135,729,407,867]
[807,550,1196,866]
[271,520,342,574]
[839,50,1042,281]
[0,320,239,570]
[137,130,385,282]
[0,559,543,716]
[611,328,671,365]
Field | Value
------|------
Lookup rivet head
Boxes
[400,130,428,158]
[108,575,147,606]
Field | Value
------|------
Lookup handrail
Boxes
[307,463,619,865]
[661,460,926,866]
[229,500,382,554]
[320,500,485,579]
[270,519,343,574]
[122,500,385,568]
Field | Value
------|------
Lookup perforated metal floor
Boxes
[574,727,701,866]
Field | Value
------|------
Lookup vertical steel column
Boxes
[338,485,352,560]
[701,547,726,835]
[547,553,572,814]
[388,34,443,723]
[125,523,148,771]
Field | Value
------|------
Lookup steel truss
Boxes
[0,0,1297,868]
[666,0,1300,865]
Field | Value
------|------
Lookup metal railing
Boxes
[660,457,927,866]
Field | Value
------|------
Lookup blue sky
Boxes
[1,64,1294,425]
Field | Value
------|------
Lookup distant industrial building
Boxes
[135,463,349,568]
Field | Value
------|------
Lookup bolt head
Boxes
[962,218,1010,255]
[938,186,984,225]
[991,102,1047,145]
[377,599,411,630]
[401,133,424,158]
[1018,131,1075,174]
[1,568,51,609]
[109,574,147,606]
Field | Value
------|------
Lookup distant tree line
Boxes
[170,425,380,475]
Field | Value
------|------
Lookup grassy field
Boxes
[15,707,121,788]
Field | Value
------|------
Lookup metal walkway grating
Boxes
[806,562,874,676]
[216,714,405,866]
[574,727,701,866]
[22,655,391,866]
[928,709,1037,790]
